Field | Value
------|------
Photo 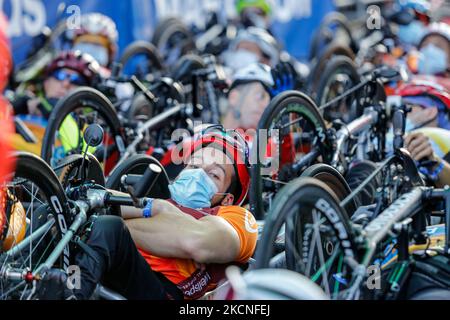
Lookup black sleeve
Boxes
[11,94,31,116]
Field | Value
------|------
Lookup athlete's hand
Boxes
[404,132,436,162]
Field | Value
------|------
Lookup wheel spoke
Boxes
[312,210,331,296]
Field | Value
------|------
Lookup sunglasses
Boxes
[52,69,87,86]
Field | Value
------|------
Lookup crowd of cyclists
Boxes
[0,0,450,300]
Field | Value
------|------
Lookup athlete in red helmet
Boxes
[0,13,16,246]
[396,79,450,132]
[396,79,450,186]
[0,13,12,93]
[37,129,258,300]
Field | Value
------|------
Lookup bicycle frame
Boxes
[344,185,450,299]
[331,106,381,172]
[112,104,184,171]
[0,188,130,299]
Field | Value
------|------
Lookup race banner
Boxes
[1,0,334,65]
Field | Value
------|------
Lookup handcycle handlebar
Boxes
[130,163,162,198]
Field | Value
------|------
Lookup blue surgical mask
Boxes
[397,21,426,46]
[418,44,448,75]
[168,168,219,209]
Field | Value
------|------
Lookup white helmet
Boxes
[215,267,329,300]
[72,13,119,66]
[419,22,450,45]
[230,62,274,91]
[230,27,280,66]
[76,13,118,44]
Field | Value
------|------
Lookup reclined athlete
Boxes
[37,130,258,300]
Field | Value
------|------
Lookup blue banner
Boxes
[2,0,335,65]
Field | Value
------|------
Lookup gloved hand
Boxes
[269,61,298,97]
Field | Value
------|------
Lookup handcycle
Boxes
[252,144,450,299]
[251,88,450,299]
[249,66,401,219]
[0,125,171,300]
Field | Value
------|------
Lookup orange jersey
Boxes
[137,202,258,299]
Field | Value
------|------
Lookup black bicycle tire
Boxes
[315,55,362,122]
[41,87,126,167]
[55,153,106,188]
[151,17,184,45]
[153,20,195,60]
[6,152,71,268]
[250,91,331,218]
[125,92,155,122]
[170,54,206,83]
[254,177,357,275]
[119,40,164,72]
[307,44,356,96]
[309,12,357,61]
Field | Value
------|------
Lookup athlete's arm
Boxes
[405,132,450,187]
[123,200,240,264]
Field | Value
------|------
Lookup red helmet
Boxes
[396,78,450,110]
[44,51,100,85]
[0,13,12,91]
[182,127,251,206]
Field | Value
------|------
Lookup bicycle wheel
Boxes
[170,54,206,84]
[249,91,331,219]
[119,40,164,78]
[151,17,183,46]
[152,18,195,66]
[301,164,358,216]
[315,56,362,123]
[41,87,127,176]
[309,12,357,61]
[106,154,170,199]
[345,160,381,207]
[254,177,358,299]
[54,153,106,189]
[307,44,356,97]
[0,152,71,299]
